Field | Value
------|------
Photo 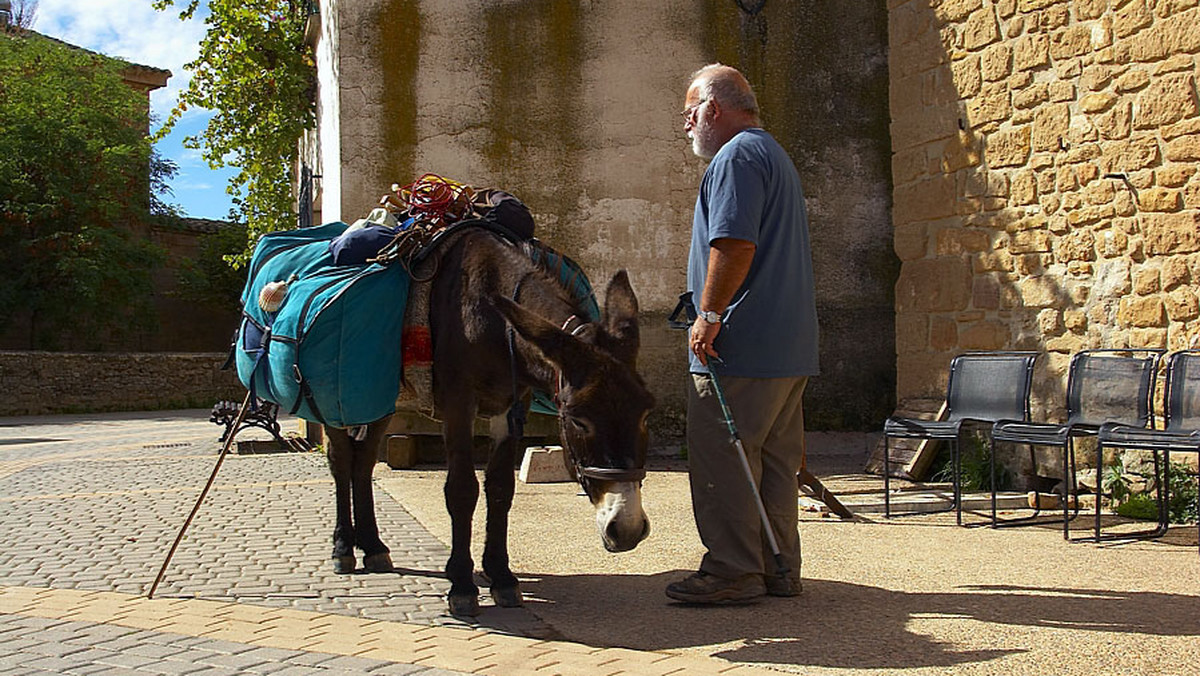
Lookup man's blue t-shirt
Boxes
[688,128,819,377]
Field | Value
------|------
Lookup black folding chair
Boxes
[883,352,1038,525]
[990,349,1163,539]
[1096,349,1200,550]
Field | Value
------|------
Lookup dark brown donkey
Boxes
[324,230,655,617]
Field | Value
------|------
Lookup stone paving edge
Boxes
[0,586,774,676]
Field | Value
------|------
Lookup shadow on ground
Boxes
[499,571,1200,671]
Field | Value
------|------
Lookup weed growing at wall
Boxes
[1110,461,1198,525]
[931,431,1012,492]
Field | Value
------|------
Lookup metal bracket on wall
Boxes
[1104,172,1140,208]
[735,0,767,15]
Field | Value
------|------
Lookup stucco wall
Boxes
[890,0,1200,421]
[313,0,894,438]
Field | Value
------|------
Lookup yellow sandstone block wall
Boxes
[891,0,1200,418]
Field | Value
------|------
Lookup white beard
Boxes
[689,116,719,159]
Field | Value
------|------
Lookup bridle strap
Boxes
[575,466,647,482]
[505,276,530,443]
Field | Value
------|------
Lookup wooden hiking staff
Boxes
[147,389,253,599]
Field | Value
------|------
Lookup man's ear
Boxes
[705,96,721,120]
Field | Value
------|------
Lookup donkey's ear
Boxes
[601,270,640,366]
[492,295,590,371]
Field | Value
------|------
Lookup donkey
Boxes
[324,229,655,617]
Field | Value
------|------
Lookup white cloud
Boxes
[176,180,214,192]
[178,147,207,164]
[30,1,238,219]
[34,0,209,117]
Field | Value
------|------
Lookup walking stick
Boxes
[147,389,254,599]
[706,358,790,582]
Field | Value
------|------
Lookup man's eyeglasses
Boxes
[681,98,708,120]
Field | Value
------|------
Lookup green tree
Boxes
[154,0,315,263]
[174,223,249,309]
[0,30,173,349]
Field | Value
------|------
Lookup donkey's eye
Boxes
[567,417,594,436]
[639,411,650,430]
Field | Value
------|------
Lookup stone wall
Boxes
[890,0,1200,421]
[0,220,241,354]
[305,0,895,437]
[0,352,243,416]
[145,222,244,353]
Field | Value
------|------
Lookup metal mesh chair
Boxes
[1096,349,1200,550]
[883,352,1038,524]
[990,349,1163,539]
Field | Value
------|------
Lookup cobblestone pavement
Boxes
[0,411,767,676]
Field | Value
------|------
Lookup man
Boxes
[666,64,819,604]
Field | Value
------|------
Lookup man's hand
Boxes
[690,316,721,366]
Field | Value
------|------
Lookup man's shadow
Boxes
[503,570,1200,670]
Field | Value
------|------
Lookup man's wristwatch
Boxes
[698,309,722,324]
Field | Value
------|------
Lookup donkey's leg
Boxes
[324,426,357,574]
[352,418,394,573]
[442,409,481,617]
[482,410,522,607]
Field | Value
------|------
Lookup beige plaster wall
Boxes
[890,0,1200,421]
[313,1,894,438]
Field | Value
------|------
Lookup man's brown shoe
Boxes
[665,572,765,604]
[765,575,802,597]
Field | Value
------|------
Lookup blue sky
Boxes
[32,0,237,221]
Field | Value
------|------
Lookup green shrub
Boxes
[1165,462,1198,525]
[930,431,1011,491]
[1105,460,1197,524]
[1115,493,1159,521]
[1103,462,1131,505]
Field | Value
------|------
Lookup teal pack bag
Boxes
[235,222,409,428]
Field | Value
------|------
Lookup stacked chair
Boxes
[884,348,1200,552]
[1094,349,1200,552]
[882,352,1038,525]
[989,349,1163,540]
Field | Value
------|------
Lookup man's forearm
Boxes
[699,238,756,313]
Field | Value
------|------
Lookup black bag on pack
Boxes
[475,189,535,240]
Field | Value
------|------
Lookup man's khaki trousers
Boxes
[687,373,808,582]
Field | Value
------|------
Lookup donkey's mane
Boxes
[516,238,601,322]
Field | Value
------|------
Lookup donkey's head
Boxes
[494,270,655,552]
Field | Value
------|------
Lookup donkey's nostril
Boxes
[605,520,622,543]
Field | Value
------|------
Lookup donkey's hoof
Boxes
[332,555,356,574]
[490,584,523,608]
[447,593,480,618]
[363,552,394,573]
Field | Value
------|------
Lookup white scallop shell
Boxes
[258,280,289,313]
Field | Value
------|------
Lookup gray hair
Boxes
[689,63,760,118]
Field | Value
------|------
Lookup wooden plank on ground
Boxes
[863,398,947,480]
[797,468,854,518]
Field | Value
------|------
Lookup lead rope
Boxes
[554,316,583,484]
